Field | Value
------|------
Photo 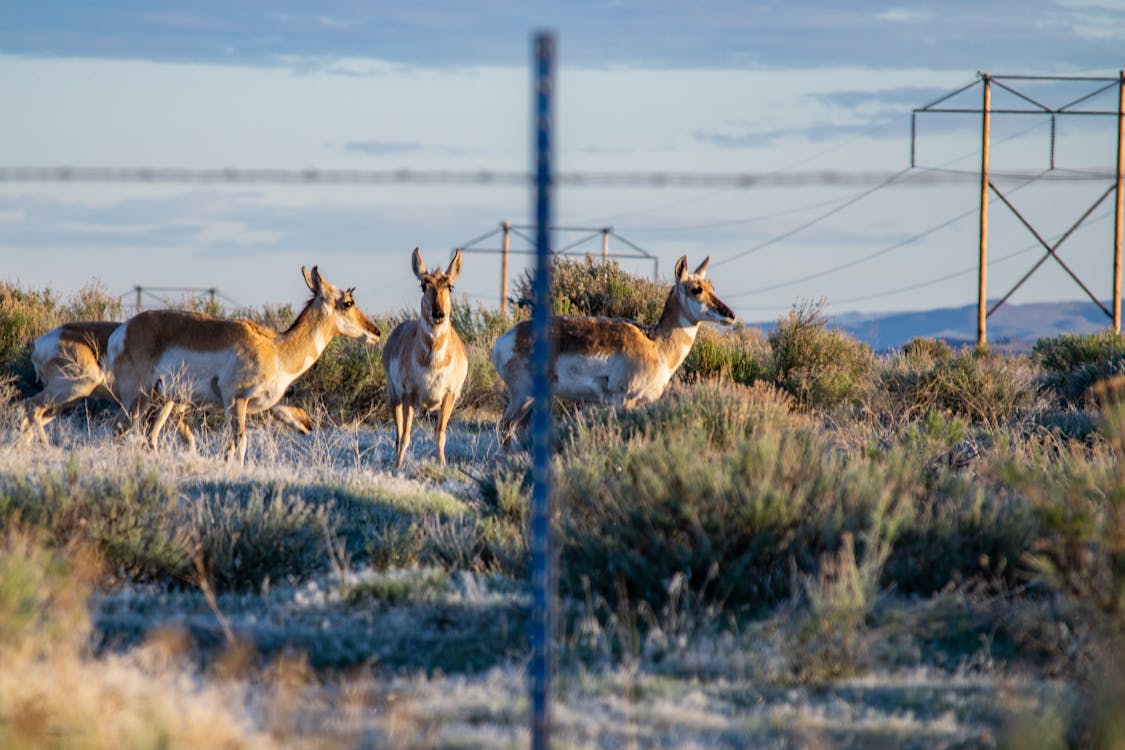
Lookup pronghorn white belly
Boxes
[152,349,237,405]
[391,355,464,412]
[553,352,669,404]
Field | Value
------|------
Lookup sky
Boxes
[2,1,1124,325]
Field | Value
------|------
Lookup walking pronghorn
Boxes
[18,320,313,448]
[491,255,735,445]
[19,320,121,445]
[106,266,380,463]
[381,247,469,470]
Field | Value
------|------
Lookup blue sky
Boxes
[2,2,1123,323]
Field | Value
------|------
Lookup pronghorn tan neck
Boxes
[272,265,369,380]
[647,255,732,374]
[649,286,703,372]
[274,294,337,378]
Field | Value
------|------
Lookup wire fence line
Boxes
[0,165,1114,189]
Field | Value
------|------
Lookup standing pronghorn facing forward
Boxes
[106,266,381,464]
[381,247,468,470]
[491,255,735,445]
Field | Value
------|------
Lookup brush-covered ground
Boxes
[2,261,1125,749]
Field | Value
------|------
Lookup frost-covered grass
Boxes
[5,274,1125,746]
[0,402,1116,749]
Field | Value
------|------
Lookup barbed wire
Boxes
[0,165,1114,189]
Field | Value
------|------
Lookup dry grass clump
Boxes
[875,346,1041,428]
[0,527,276,749]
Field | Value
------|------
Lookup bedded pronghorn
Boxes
[106,266,380,463]
[18,320,314,447]
[491,255,735,445]
[381,248,468,469]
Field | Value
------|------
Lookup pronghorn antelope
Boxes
[18,320,314,447]
[106,266,380,463]
[491,255,735,445]
[19,320,120,445]
[381,247,469,469]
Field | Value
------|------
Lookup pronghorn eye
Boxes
[339,298,354,310]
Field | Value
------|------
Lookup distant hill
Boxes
[746,300,1116,353]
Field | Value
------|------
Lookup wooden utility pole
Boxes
[977,73,992,347]
[500,220,511,316]
[1114,70,1124,334]
[601,227,609,262]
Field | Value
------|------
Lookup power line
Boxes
[744,194,1116,312]
[831,205,1117,307]
[579,114,911,226]
[725,169,1052,299]
[711,168,913,268]
[714,116,1059,279]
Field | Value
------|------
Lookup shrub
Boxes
[515,255,667,321]
[451,299,513,416]
[0,461,191,582]
[552,379,1053,614]
[1009,405,1125,615]
[554,383,922,611]
[680,325,773,385]
[768,301,875,410]
[901,336,953,361]
[1033,331,1125,405]
[189,488,329,590]
[876,347,1038,426]
[284,337,385,423]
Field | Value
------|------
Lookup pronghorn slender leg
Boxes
[391,400,405,468]
[171,404,196,452]
[395,403,415,470]
[148,399,179,451]
[435,391,456,466]
[498,396,533,448]
[226,398,249,464]
[19,393,52,446]
[20,372,102,446]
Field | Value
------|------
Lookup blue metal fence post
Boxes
[529,29,556,750]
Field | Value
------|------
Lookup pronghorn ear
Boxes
[301,266,319,293]
[411,247,427,280]
[674,256,689,282]
[693,256,710,279]
[446,248,463,283]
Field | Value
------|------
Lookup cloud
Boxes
[694,119,904,149]
[872,7,934,24]
[342,140,425,156]
[810,87,950,110]
[3,1,1123,73]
